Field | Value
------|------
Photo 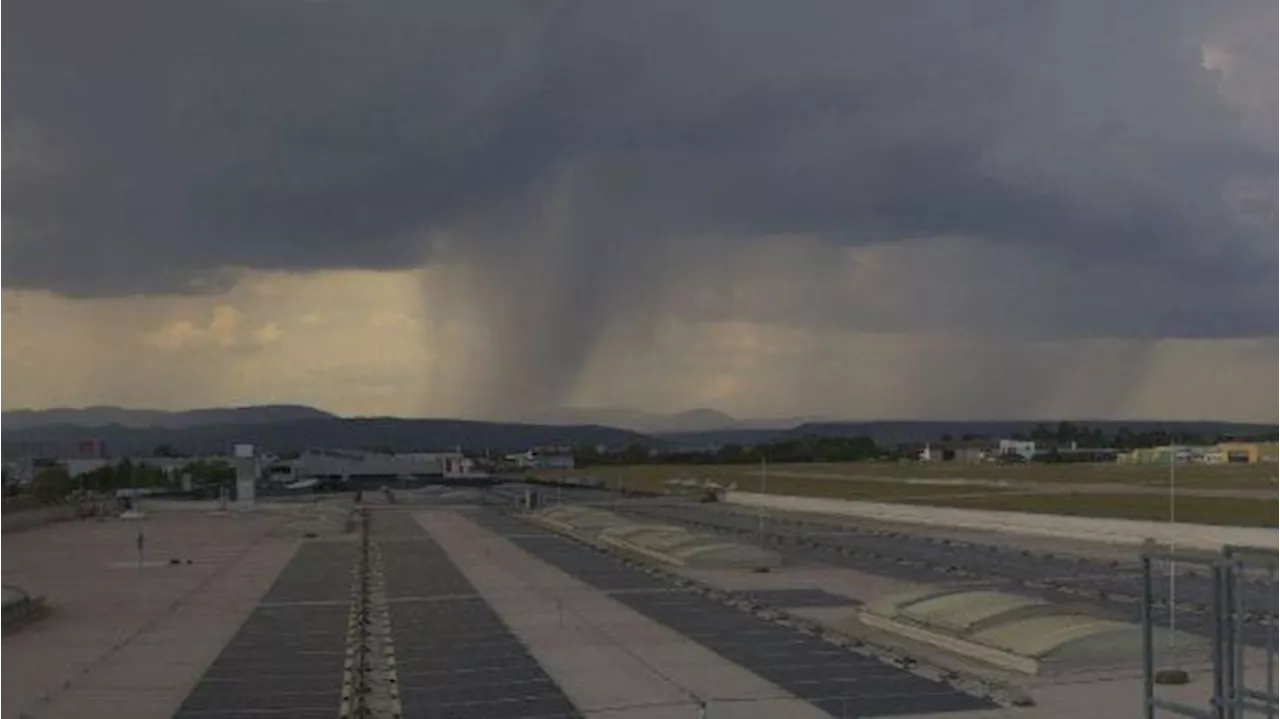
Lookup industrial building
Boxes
[1215,442,1278,464]
[263,448,465,487]
[1123,442,1278,465]
[912,439,1121,465]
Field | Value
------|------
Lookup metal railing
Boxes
[1142,543,1278,719]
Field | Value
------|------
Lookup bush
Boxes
[30,468,73,505]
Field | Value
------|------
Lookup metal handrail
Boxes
[1142,545,1279,719]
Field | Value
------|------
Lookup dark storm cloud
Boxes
[5,1,1276,340]
[0,3,1259,280]
[5,1,564,293]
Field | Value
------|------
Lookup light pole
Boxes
[757,454,768,548]
[1168,440,1176,638]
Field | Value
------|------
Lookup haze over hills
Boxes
[514,406,828,434]
[2,404,335,431]
[2,404,1273,458]
[0,417,654,457]
[3,404,824,435]
[662,421,1279,447]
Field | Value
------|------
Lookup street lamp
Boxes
[756,453,768,548]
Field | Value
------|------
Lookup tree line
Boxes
[1006,421,1277,450]
[21,458,236,506]
[573,423,1278,467]
[575,435,885,467]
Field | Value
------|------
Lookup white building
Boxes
[997,439,1037,461]
[265,449,459,485]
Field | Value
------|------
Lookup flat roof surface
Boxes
[472,511,995,717]
[615,502,1278,646]
[2,507,301,719]
[6,495,1273,719]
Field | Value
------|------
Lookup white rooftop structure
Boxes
[266,448,461,483]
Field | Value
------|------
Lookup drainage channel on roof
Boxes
[474,509,996,717]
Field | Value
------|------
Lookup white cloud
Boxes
[252,322,284,347]
[141,305,244,351]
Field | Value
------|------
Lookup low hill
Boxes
[659,420,1277,446]
[1,418,657,457]
[516,406,821,433]
[2,404,335,431]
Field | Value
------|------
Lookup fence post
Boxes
[1212,561,1228,719]
[1142,553,1156,719]
[1228,557,1244,719]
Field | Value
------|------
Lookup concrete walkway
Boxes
[762,470,1277,499]
[2,510,299,719]
[415,509,835,719]
[724,492,1278,551]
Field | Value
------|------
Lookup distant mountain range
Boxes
[1,416,653,457]
[2,404,1272,458]
[514,406,822,433]
[660,420,1278,447]
[2,404,335,431]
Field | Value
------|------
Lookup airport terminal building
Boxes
[263,448,466,487]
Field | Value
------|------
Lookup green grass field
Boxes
[552,458,1280,486]
[756,461,1275,489]
[541,461,1277,490]
[533,461,1279,527]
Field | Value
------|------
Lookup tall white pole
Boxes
[757,454,768,548]
[1168,441,1176,637]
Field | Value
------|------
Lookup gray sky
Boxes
[4,0,1277,420]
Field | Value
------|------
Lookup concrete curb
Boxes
[723,492,1277,552]
[858,611,1039,675]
